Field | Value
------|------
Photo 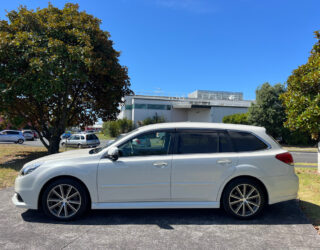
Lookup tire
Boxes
[17,139,24,144]
[222,178,266,219]
[61,142,65,147]
[41,178,89,221]
[78,144,82,149]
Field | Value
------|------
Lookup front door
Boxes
[97,130,173,202]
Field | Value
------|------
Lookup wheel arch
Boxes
[37,175,92,210]
[219,175,269,205]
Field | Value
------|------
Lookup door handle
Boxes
[153,162,168,168]
[217,159,232,165]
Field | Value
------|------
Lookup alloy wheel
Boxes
[228,184,261,217]
[47,184,81,219]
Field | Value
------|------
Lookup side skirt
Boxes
[91,201,220,209]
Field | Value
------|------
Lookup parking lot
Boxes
[0,187,319,249]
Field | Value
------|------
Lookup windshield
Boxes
[89,128,139,154]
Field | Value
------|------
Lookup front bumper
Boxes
[12,175,41,209]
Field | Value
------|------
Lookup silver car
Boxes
[22,131,34,141]
[0,130,24,144]
[61,133,100,148]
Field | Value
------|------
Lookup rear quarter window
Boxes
[228,131,268,152]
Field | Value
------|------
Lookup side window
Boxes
[228,131,268,152]
[73,135,80,140]
[118,131,172,157]
[177,132,218,154]
[81,136,85,140]
[219,132,234,152]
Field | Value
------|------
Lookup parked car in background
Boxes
[0,130,24,144]
[13,122,298,221]
[22,131,34,141]
[61,133,100,148]
[61,131,72,139]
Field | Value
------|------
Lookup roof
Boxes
[136,122,266,133]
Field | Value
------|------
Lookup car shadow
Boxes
[0,151,48,171]
[21,200,315,229]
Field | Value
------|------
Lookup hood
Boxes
[25,148,93,166]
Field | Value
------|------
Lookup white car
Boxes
[12,122,299,221]
[61,133,100,148]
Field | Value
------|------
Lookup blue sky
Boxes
[0,0,319,100]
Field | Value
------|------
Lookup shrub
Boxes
[139,114,166,126]
[222,113,249,125]
[102,118,133,137]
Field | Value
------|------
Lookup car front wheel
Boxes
[17,139,24,144]
[222,178,266,219]
[41,178,89,221]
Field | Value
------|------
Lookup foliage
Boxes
[280,31,320,140]
[222,113,249,125]
[0,3,132,153]
[248,83,286,139]
[138,114,166,126]
[103,118,133,137]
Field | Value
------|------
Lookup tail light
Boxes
[275,152,294,165]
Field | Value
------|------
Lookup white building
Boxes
[118,90,253,125]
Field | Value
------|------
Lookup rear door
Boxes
[171,130,238,202]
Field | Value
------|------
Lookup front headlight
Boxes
[20,162,43,176]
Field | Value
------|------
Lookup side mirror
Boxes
[107,147,119,161]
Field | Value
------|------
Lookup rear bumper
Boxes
[261,174,299,205]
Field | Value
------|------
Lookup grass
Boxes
[0,144,47,189]
[295,167,320,234]
[96,133,115,140]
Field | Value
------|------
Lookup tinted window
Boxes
[177,132,218,154]
[87,134,98,140]
[80,136,85,140]
[219,132,234,152]
[228,131,268,152]
[7,131,19,135]
[119,131,172,157]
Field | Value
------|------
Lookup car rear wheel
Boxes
[78,144,82,149]
[17,139,24,144]
[222,178,266,219]
[41,178,89,221]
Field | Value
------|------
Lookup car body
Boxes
[22,131,34,141]
[0,130,24,144]
[61,131,72,139]
[12,122,299,220]
[61,133,100,148]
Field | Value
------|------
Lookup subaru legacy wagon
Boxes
[12,122,298,220]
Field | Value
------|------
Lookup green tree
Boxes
[0,3,132,153]
[280,31,320,140]
[248,83,286,139]
[222,113,249,125]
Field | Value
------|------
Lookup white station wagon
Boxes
[12,122,299,220]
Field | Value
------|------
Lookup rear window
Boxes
[86,134,98,140]
[177,132,219,154]
[228,131,268,152]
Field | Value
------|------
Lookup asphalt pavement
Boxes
[0,187,319,249]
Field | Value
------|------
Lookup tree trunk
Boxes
[318,141,320,174]
[48,135,61,154]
